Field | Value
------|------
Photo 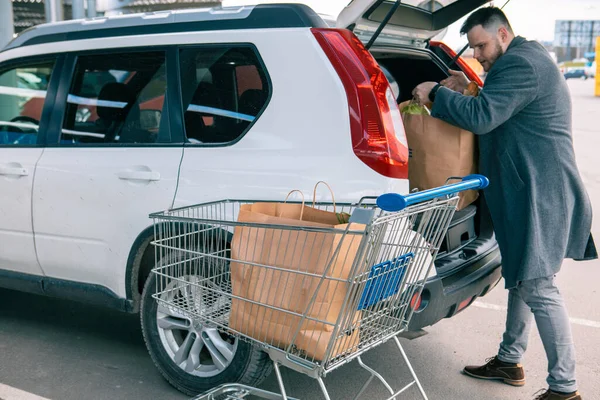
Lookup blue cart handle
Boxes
[376,174,489,212]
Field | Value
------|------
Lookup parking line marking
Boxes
[568,317,600,329]
[472,301,506,312]
[0,384,50,400]
[472,301,600,328]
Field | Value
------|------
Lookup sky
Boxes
[222,0,600,50]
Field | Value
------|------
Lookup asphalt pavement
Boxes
[1,79,599,400]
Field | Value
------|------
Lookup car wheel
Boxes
[140,242,273,396]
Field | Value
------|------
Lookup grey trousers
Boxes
[497,275,577,393]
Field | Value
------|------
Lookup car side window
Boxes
[60,51,166,145]
[179,46,270,144]
[0,60,55,146]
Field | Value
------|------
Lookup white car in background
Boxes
[587,62,596,78]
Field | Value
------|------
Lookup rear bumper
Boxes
[408,246,502,331]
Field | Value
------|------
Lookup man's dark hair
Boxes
[460,7,514,35]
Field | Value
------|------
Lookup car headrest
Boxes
[190,82,222,109]
[238,89,268,117]
[97,82,138,122]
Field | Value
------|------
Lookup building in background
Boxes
[99,0,220,16]
[10,0,221,35]
[554,19,599,62]
[13,0,69,34]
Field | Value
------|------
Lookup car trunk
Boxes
[336,0,489,48]
[372,47,497,278]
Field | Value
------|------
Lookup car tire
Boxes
[140,245,273,396]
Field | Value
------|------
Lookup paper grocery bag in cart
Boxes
[399,100,478,210]
[229,192,365,361]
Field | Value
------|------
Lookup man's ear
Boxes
[498,26,509,41]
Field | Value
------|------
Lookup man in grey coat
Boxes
[413,7,597,400]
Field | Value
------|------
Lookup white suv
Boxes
[0,1,500,395]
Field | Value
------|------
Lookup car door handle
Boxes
[117,169,161,181]
[0,165,28,176]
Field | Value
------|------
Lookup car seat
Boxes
[96,82,153,143]
[238,89,268,117]
[185,82,224,143]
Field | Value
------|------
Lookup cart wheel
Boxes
[141,251,273,396]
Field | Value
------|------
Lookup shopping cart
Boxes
[149,175,489,400]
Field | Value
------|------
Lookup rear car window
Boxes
[399,0,452,11]
[179,46,270,144]
[61,51,167,145]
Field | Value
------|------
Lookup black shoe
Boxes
[463,356,525,387]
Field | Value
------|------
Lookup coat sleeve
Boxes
[430,54,538,135]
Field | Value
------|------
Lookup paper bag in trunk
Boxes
[399,100,478,210]
[229,202,364,361]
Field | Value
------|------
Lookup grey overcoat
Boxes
[431,36,597,288]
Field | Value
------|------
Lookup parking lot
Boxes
[0,79,599,400]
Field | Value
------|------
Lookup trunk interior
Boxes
[372,47,497,280]
[376,51,448,103]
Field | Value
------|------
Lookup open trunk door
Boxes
[337,0,491,47]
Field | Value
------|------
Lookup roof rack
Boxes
[3,4,327,52]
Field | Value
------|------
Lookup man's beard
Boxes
[484,41,505,71]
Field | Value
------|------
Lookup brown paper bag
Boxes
[229,200,364,361]
[399,100,478,210]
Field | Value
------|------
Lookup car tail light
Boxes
[312,28,408,179]
[430,41,484,87]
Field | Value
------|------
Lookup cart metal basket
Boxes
[149,175,489,400]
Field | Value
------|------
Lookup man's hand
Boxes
[412,81,438,106]
[440,69,469,93]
